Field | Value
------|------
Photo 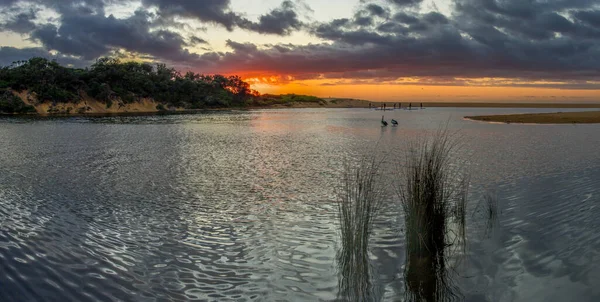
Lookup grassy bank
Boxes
[465,111,600,124]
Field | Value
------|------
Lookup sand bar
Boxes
[465,111,600,124]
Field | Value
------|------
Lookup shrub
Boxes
[0,91,36,114]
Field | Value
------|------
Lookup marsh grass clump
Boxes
[336,156,385,301]
[399,128,468,256]
[397,128,468,301]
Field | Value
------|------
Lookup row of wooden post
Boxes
[368,103,423,109]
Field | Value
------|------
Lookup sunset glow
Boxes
[250,80,600,102]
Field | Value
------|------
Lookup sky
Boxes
[1,0,600,102]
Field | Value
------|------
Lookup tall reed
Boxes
[336,156,385,301]
[397,128,468,301]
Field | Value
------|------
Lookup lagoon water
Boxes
[1,108,599,301]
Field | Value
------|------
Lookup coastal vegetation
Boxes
[0,57,255,109]
[0,57,326,114]
[0,90,36,114]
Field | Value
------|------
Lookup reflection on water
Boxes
[1,108,600,301]
[337,249,375,302]
[405,244,460,302]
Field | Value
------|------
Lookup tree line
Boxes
[0,57,263,111]
[0,57,325,114]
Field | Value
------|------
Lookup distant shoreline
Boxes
[374,102,600,108]
[465,111,600,124]
[4,96,600,117]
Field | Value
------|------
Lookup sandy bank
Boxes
[465,111,600,124]
[14,90,165,115]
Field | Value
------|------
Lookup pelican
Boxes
[381,116,388,127]
[391,119,398,126]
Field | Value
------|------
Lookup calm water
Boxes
[1,108,599,301]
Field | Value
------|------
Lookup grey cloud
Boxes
[573,10,600,28]
[35,0,108,15]
[31,9,198,62]
[188,0,600,88]
[1,9,37,33]
[0,0,19,7]
[141,0,239,30]
[353,16,373,26]
[393,12,419,24]
[423,12,448,25]
[142,0,303,35]
[387,0,423,7]
[239,0,302,35]
[189,36,208,46]
[225,40,258,53]
[0,46,89,67]
[365,4,387,17]
[454,0,600,39]
[2,0,600,90]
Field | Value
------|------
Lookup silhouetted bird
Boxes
[381,116,388,126]
[391,119,398,126]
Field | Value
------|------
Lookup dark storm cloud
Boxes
[365,4,387,17]
[0,0,19,6]
[239,0,303,35]
[141,0,239,31]
[573,10,600,28]
[2,0,600,89]
[185,0,600,87]
[189,36,208,46]
[143,0,303,35]
[0,46,89,66]
[2,0,110,15]
[225,39,258,52]
[31,9,198,62]
[1,9,37,33]
[453,0,600,40]
[0,0,304,69]
[387,0,423,7]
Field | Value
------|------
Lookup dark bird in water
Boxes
[381,116,388,126]
[391,119,398,126]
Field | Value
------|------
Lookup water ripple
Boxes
[1,108,600,301]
